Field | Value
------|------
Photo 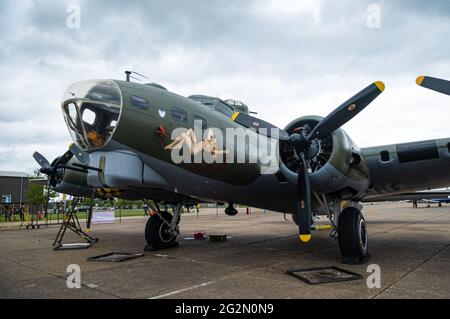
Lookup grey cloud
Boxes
[0,0,450,172]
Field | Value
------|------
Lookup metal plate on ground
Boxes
[54,243,92,250]
[209,234,227,241]
[287,266,362,284]
[87,252,144,262]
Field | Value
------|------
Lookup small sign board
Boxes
[92,208,115,224]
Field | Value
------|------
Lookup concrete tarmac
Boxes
[0,202,449,299]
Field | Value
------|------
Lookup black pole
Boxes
[87,189,94,231]
[44,183,50,227]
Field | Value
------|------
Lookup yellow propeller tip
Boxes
[416,76,425,86]
[231,112,240,121]
[374,81,385,92]
[299,234,312,243]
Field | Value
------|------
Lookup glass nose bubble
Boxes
[61,80,123,151]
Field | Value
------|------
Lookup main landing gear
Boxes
[338,206,369,264]
[293,198,370,264]
[144,202,181,250]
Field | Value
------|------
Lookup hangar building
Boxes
[0,171,33,205]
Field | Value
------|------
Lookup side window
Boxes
[82,108,96,125]
[1,194,12,204]
[215,101,234,117]
[130,95,149,110]
[171,106,188,123]
[380,150,390,162]
[193,115,207,130]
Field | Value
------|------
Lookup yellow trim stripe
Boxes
[416,75,425,86]
[231,112,240,121]
[374,81,385,92]
[299,234,312,243]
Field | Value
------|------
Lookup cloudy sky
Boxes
[0,0,449,173]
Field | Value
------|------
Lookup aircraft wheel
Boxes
[225,207,238,216]
[338,207,369,263]
[145,211,177,250]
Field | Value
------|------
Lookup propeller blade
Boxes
[416,76,450,96]
[231,112,290,140]
[33,151,51,169]
[54,149,74,167]
[307,81,385,140]
[296,154,312,242]
[69,143,90,164]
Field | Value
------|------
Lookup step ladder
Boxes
[53,197,98,250]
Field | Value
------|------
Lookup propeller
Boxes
[416,76,450,96]
[33,149,74,187]
[33,149,74,225]
[231,81,385,242]
[33,147,95,232]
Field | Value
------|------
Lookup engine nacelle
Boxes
[279,116,370,199]
[54,158,92,197]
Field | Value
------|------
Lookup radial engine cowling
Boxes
[279,116,370,199]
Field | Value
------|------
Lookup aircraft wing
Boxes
[421,198,450,203]
[362,191,450,203]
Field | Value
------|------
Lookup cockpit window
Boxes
[188,95,234,116]
[214,101,234,117]
[61,80,122,151]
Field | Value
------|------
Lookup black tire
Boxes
[145,211,177,249]
[338,207,368,260]
[225,207,238,216]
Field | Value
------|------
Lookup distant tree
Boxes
[27,169,58,204]
[32,169,43,178]
[26,184,47,204]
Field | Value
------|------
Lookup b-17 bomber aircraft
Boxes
[33,74,450,263]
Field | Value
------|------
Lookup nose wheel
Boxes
[338,207,370,264]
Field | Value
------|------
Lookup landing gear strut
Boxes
[225,202,238,216]
[338,206,370,264]
[144,202,181,250]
